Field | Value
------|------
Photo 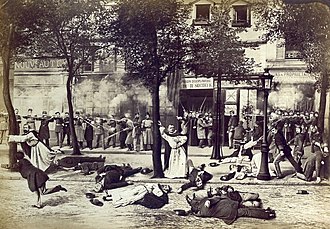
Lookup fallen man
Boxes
[177,159,213,194]
[186,188,276,224]
[93,164,142,193]
[15,151,67,209]
[105,183,172,209]
[207,185,262,208]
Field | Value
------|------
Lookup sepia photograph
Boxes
[0,0,329,228]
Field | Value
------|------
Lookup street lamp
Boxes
[257,69,273,180]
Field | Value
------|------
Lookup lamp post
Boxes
[257,69,273,180]
[211,74,223,160]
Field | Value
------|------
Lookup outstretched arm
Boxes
[8,132,34,143]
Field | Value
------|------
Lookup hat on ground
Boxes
[141,167,153,174]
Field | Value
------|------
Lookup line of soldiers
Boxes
[15,108,154,151]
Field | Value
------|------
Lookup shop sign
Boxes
[15,58,66,70]
[181,77,213,89]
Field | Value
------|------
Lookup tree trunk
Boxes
[318,71,329,136]
[1,25,18,170]
[66,71,81,155]
[151,84,164,178]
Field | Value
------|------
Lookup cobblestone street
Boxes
[0,179,329,229]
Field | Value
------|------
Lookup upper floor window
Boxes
[193,4,211,25]
[285,42,303,59]
[232,5,251,27]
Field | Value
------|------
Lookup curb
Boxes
[1,174,329,186]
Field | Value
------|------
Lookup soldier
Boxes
[227,110,238,149]
[124,113,134,151]
[205,113,213,147]
[74,112,85,149]
[23,108,36,131]
[196,114,206,148]
[106,115,117,148]
[0,111,8,145]
[132,113,143,152]
[94,116,105,150]
[141,112,153,151]
[15,108,22,134]
[37,111,53,147]
[62,112,71,147]
[84,114,94,150]
[54,112,64,148]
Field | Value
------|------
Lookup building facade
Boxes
[9,0,321,137]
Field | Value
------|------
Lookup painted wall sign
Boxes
[15,59,66,70]
[181,77,213,89]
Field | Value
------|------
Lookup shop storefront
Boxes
[179,76,264,146]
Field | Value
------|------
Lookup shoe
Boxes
[102,196,112,201]
[276,175,285,179]
[60,186,67,192]
[86,193,96,199]
[32,204,44,209]
[315,177,321,183]
[90,198,104,207]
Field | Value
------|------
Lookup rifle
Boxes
[199,97,207,112]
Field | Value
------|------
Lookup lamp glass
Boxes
[264,78,272,90]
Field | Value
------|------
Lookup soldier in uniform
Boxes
[15,108,22,134]
[124,113,134,151]
[62,112,71,147]
[54,112,64,148]
[106,115,117,148]
[23,108,37,131]
[37,111,53,147]
[141,112,153,151]
[132,113,143,152]
[74,112,85,149]
[84,114,94,150]
[94,116,105,149]
[227,110,238,149]
[0,111,8,145]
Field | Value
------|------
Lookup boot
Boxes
[274,162,284,179]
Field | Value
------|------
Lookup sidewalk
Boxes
[0,143,329,186]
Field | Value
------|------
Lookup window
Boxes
[193,4,211,25]
[82,61,94,72]
[232,5,250,27]
[285,43,302,59]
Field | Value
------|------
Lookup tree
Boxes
[30,0,112,155]
[254,1,330,137]
[187,2,254,159]
[106,0,196,178]
[0,0,45,169]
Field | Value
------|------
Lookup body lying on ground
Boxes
[105,183,172,209]
[186,185,276,225]
[93,164,142,192]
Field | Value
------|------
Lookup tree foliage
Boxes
[254,0,330,135]
[28,0,112,155]
[103,0,196,177]
[105,0,195,92]
[0,0,46,169]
